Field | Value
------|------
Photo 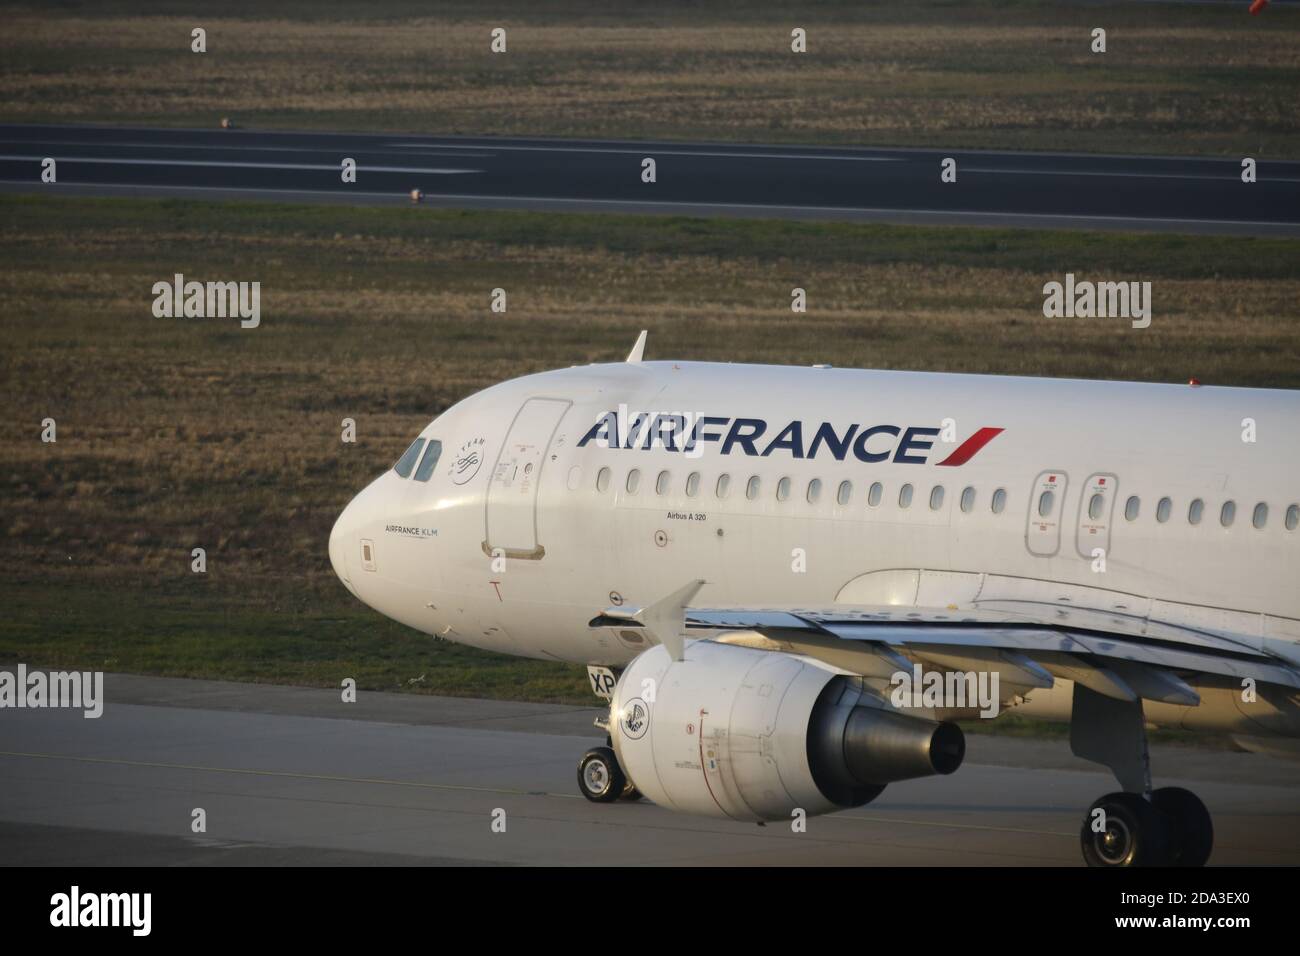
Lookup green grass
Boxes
[0,576,590,702]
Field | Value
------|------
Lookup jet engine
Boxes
[609,638,965,822]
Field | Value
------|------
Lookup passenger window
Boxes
[898,484,913,509]
[776,477,791,501]
[1220,500,1235,527]
[686,472,700,498]
[929,485,944,511]
[837,481,852,506]
[868,482,883,507]
[1252,503,1268,529]
[626,469,640,494]
[1188,499,1203,525]
[746,476,761,500]
[1088,493,1104,520]
[1124,496,1139,521]
[1038,490,1054,517]
[716,474,731,498]
[596,467,610,493]
[393,437,425,479]
[1156,497,1171,523]
[807,478,823,504]
[656,470,670,495]
[960,487,975,513]
[991,488,1006,514]
[413,440,442,482]
[1287,504,1299,531]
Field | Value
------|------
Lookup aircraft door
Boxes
[1076,473,1117,559]
[484,397,572,559]
[1025,470,1068,557]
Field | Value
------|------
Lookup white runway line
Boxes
[0,154,481,175]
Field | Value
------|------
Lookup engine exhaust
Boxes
[807,676,966,807]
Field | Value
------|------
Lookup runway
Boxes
[2,124,1298,235]
[2,673,1298,866]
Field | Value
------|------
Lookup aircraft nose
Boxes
[329,501,354,586]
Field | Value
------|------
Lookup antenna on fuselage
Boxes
[626,330,648,363]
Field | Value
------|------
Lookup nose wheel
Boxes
[577,746,643,803]
[577,746,626,802]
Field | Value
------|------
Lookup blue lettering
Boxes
[577,412,619,448]
[685,416,730,453]
[722,418,767,456]
[624,413,650,449]
[807,422,859,461]
[894,426,939,464]
[853,425,899,463]
[646,414,686,452]
[762,421,804,458]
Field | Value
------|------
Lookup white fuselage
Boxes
[329,361,1300,672]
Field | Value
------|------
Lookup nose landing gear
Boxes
[577,744,643,803]
[577,746,625,802]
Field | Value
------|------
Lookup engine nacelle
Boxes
[610,639,965,822]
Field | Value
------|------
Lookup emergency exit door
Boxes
[484,398,571,559]
[1076,473,1117,559]
[1026,470,1068,557]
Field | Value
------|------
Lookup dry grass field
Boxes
[1,193,1297,714]
[0,1,1297,155]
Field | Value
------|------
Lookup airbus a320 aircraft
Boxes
[329,333,1300,867]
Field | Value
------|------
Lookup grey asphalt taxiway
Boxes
[2,123,1298,235]
[1,673,1297,866]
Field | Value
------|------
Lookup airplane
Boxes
[328,331,1300,867]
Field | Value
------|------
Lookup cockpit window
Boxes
[413,440,442,482]
[393,437,425,478]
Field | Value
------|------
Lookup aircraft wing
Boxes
[591,601,1300,704]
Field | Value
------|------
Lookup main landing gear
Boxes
[1081,787,1212,867]
[577,740,642,803]
[1072,684,1214,867]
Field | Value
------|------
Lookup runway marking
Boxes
[964,166,1300,184]
[0,155,481,175]
[386,142,904,162]
[2,145,1289,180]
[6,125,1300,168]
[0,138,496,158]
[0,181,417,201]
[0,749,1075,842]
[4,180,1295,232]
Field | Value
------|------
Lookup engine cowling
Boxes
[610,639,965,822]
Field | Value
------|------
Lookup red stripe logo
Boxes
[935,427,1004,466]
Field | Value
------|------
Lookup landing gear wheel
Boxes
[1152,786,1213,867]
[619,780,643,802]
[1080,792,1170,867]
[577,746,626,803]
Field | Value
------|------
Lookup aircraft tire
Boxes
[578,746,626,803]
[1152,786,1213,867]
[1080,792,1171,867]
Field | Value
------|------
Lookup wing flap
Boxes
[666,604,1300,696]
